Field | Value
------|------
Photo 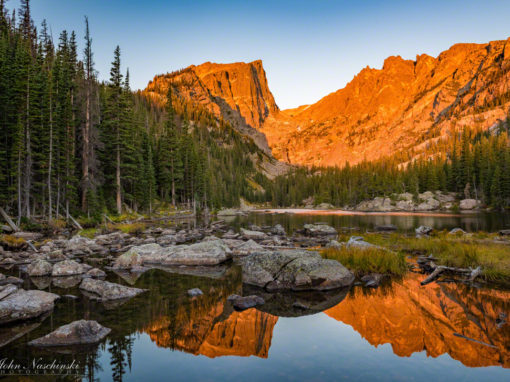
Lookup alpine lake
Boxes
[1,210,509,381]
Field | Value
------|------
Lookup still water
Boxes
[0,212,509,381]
[230,209,510,233]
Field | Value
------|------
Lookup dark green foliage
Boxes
[0,1,268,217]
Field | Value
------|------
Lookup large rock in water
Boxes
[80,278,146,301]
[29,320,111,346]
[27,259,53,276]
[112,251,143,269]
[302,224,337,237]
[125,243,168,264]
[162,240,232,266]
[0,289,59,324]
[239,250,354,291]
[52,260,87,276]
[126,240,231,266]
[240,228,268,240]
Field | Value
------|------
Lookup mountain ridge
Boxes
[145,37,510,167]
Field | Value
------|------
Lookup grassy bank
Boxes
[349,232,510,282]
[321,246,407,277]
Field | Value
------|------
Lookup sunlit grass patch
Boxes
[321,246,407,277]
[108,222,146,235]
[79,228,99,239]
[358,232,510,282]
[0,234,27,249]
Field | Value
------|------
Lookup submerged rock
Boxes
[80,278,147,301]
[0,289,59,324]
[29,320,111,346]
[27,259,53,276]
[248,285,351,317]
[227,294,265,311]
[302,223,337,237]
[0,275,24,286]
[240,249,354,291]
[374,224,397,232]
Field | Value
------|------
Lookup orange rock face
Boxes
[145,37,510,167]
[265,38,510,166]
[325,273,510,368]
[144,60,279,154]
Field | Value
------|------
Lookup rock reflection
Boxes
[325,273,510,368]
[141,266,278,358]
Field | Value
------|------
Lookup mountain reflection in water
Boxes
[325,273,510,368]
[1,263,509,381]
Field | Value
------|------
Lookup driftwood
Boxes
[420,260,482,285]
[0,207,20,232]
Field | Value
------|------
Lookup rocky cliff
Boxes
[144,60,279,154]
[266,38,510,166]
[145,37,510,167]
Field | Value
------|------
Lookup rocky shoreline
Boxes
[1,217,508,347]
[217,191,484,216]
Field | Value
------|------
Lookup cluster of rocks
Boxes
[355,191,480,212]
[1,218,437,345]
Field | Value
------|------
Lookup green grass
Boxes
[108,222,146,235]
[321,246,407,277]
[358,232,510,282]
[78,228,99,239]
[0,234,27,249]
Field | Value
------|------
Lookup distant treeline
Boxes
[259,126,510,209]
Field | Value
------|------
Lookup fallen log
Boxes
[0,207,20,232]
[421,264,446,285]
[421,260,482,285]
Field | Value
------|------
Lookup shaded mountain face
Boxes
[145,37,510,167]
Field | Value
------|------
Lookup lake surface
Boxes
[230,209,510,233]
[1,212,509,381]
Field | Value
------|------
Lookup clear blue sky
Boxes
[10,0,510,109]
